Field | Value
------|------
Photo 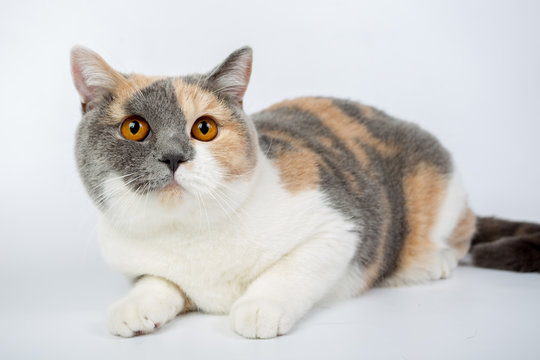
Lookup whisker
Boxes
[206,190,227,215]
[88,172,139,192]
[94,174,146,207]
[196,192,204,235]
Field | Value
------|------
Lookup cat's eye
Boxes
[191,117,218,142]
[120,116,151,141]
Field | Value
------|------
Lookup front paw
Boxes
[230,298,296,339]
[106,294,182,337]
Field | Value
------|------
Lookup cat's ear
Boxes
[70,46,124,112]
[206,46,253,106]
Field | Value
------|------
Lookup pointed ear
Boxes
[206,46,253,106]
[70,46,124,112]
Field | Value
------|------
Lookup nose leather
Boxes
[159,153,186,172]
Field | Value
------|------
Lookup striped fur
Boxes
[255,97,464,285]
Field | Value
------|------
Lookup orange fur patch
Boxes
[274,150,320,192]
[257,128,322,192]
[179,289,196,313]
[398,163,448,270]
[104,74,163,124]
[448,206,476,258]
[211,126,257,177]
[271,98,398,161]
[173,80,233,124]
[359,104,376,118]
[172,78,257,180]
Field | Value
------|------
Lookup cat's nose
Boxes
[159,154,186,173]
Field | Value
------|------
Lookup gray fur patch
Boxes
[75,78,194,209]
[332,99,452,172]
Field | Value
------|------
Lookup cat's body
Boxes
[71,46,540,339]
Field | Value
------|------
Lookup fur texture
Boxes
[70,46,538,339]
[471,217,540,272]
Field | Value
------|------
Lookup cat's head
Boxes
[71,46,259,228]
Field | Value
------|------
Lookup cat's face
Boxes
[72,47,258,223]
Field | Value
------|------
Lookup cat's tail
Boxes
[469,216,540,272]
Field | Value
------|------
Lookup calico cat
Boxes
[70,46,540,339]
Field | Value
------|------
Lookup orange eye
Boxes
[120,116,150,141]
[191,117,218,141]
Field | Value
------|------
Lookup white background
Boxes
[1,1,539,359]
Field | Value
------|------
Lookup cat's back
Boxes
[253,97,473,285]
[253,97,451,174]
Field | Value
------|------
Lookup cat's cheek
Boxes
[209,126,257,180]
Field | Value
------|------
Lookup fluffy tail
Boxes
[470,217,540,272]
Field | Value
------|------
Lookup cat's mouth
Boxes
[160,178,183,191]
[157,180,184,206]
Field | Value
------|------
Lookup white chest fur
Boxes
[98,158,357,314]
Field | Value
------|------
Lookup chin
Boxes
[157,182,184,208]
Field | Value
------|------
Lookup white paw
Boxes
[230,298,295,339]
[435,249,457,280]
[107,293,182,337]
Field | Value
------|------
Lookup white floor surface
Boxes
[2,264,539,360]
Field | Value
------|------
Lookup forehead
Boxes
[104,75,234,125]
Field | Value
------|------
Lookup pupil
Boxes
[199,121,209,135]
[129,121,140,135]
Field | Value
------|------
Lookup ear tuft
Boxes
[70,46,122,109]
[207,46,253,106]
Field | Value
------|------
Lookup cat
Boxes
[70,45,540,339]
